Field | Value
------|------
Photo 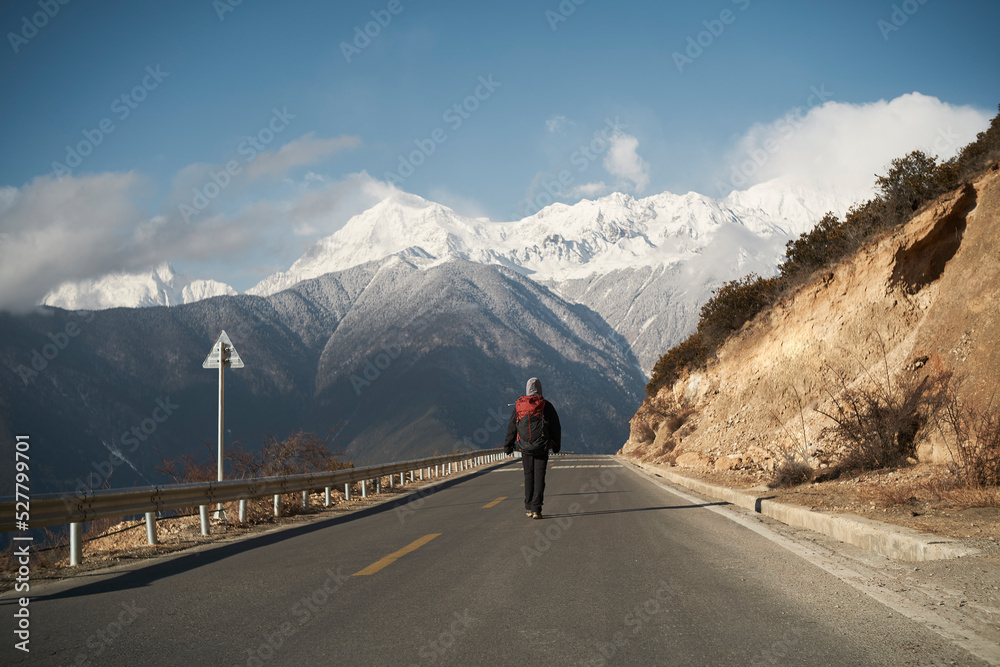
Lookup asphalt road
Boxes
[1,455,985,666]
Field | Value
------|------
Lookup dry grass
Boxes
[857,475,1000,510]
[858,481,920,508]
[917,477,1000,508]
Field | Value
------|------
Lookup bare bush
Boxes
[227,428,351,479]
[767,386,815,488]
[156,429,353,524]
[935,390,1000,487]
[817,337,947,473]
[770,461,814,488]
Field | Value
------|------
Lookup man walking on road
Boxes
[505,377,561,519]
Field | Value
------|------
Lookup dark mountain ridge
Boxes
[0,256,644,494]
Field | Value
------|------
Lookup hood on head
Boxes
[526,377,542,396]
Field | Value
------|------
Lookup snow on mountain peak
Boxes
[43,178,858,311]
[42,263,236,311]
[249,177,856,297]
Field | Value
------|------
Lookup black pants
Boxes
[522,452,549,512]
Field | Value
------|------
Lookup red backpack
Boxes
[515,395,550,454]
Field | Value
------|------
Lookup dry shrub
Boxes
[767,386,815,488]
[228,428,351,478]
[157,429,353,524]
[818,337,947,473]
[631,418,655,444]
[770,461,814,488]
[646,332,707,398]
[156,451,217,484]
[935,391,1000,488]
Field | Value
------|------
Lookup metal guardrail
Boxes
[1,448,509,565]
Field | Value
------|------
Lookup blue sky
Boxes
[0,0,998,305]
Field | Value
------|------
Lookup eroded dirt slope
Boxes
[623,165,1000,478]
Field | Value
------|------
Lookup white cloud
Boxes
[166,132,359,212]
[603,133,651,193]
[545,115,570,133]
[721,92,992,199]
[571,181,610,198]
[245,171,394,238]
[0,173,149,311]
[244,132,360,181]
[0,169,388,312]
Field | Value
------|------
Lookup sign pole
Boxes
[217,341,225,518]
[202,330,243,521]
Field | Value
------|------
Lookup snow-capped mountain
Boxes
[247,179,859,370]
[42,263,236,310]
[40,178,859,371]
[250,179,857,297]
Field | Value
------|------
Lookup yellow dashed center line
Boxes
[352,533,441,576]
[482,496,506,508]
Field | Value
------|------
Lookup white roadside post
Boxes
[202,330,244,520]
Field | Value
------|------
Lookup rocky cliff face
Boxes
[621,165,1000,474]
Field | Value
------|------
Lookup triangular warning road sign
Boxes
[202,330,244,368]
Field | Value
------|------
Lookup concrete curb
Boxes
[623,459,979,562]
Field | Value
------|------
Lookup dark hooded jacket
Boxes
[504,377,561,455]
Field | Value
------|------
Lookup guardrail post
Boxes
[301,490,308,510]
[239,499,247,523]
[325,487,331,507]
[274,494,281,517]
[199,505,210,535]
[69,522,82,566]
[344,483,351,501]
[361,480,367,498]
[377,477,384,493]
[145,512,157,545]
[409,470,414,482]
[389,475,394,489]
[419,468,424,480]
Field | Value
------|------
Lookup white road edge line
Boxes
[622,459,1000,666]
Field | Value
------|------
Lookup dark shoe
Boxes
[532,511,542,520]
